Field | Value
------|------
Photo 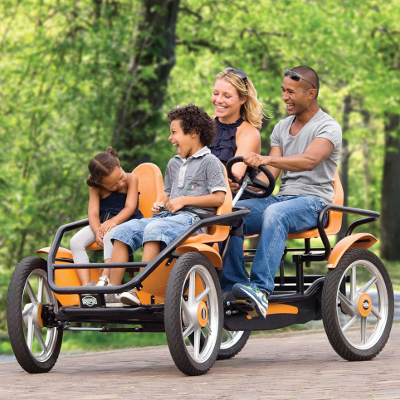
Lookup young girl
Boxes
[70,146,143,287]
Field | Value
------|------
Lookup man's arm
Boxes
[244,137,334,173]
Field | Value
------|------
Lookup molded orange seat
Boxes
[85,163,164,251]
[287,170,344,239]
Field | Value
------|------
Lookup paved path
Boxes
[0,324,399,400]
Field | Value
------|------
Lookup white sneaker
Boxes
[120,289,141,307]
[97,276,110,286]
[104,284,123,307]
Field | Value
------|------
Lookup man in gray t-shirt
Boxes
[221,66,342,319]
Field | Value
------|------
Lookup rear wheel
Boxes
[217,330,251,360]
[322,248,393,361]
[7,257,63,373]
[164,253,223,375]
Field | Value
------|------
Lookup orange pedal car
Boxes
[6,158,394,376]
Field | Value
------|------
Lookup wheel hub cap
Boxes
[358,293,372,317]
[197,301,208,328]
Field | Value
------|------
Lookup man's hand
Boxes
[95,231,104,248]
[166,197,187,214]
[243,152,270,169]
[99,219,117,234]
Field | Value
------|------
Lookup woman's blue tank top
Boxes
[99,191,143,221]
[209,117,243,164]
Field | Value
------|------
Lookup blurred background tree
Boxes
[1,0,399,335]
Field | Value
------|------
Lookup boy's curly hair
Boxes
[167,103,216,147]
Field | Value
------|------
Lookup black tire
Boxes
[7,257,63,373]
[217,330,251,360]
[164,252,223,376]
[321,248,394,361]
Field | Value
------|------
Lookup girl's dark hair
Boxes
[86,146,120,188]
[167,103,216,147]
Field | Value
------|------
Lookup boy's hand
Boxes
[95,231,104,248]
[166,197,186,214]
[151,202,164,216]
[100,219,117,234]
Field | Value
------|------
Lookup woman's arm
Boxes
[99,173,139,233]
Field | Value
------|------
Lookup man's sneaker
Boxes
[97,275,110,286]
[104,292,122,307]
[232,284,268,318]
[120,289,141,307]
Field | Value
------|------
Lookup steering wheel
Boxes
[226,156,276,199]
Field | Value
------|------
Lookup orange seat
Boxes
[179,167,233,246]
[287,169,344,239]
[85,163,164,251]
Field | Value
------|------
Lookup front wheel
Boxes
[164,253,223,376]
[321,248,394,361]
[7,257,63,373]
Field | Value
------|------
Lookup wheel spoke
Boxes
[34,326,47,353]
[193,328,201,360]
[37,277,44,303]
[371,305,382,320]
[225,330,234,340]
[195,287,210,302]
[361,317,367,344]
[350,266,357,301]
[182,324,194,340]
[188,271,196,306]
[358,277,377,295]
[338,292,355,316]
[204,322,212,335]
[22,303,34,318]
[26,281,38,304]
[181,298,190,320]
[342,315,358,332]
[26,316,34,351]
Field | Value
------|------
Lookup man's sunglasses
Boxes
[284,69,316,89]
[223,67,248,89]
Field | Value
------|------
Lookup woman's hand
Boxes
[166,197,186,214]
[99,219,117,234]
[95,231,104,248]
[228,171,241,193]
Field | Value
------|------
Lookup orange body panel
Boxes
[326,233,377,269]
[176,243,222,269]
[267,304,298,315]
[288,170,344,239]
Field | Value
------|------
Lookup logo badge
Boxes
[189,184,196,190]
[82,296,98,307]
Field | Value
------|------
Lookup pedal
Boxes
[80,294,104,308]
[224,298,257,314]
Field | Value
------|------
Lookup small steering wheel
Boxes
[226,156,276,199]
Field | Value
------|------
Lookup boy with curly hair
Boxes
[106,103,227,306]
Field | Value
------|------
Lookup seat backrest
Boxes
[180,167,232,245]
[133,163,165,218]
[287,169,344,239]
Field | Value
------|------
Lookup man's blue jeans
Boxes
[220,195,326,296]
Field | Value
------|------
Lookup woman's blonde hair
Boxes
[215,69,270,131]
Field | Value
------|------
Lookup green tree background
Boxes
[1,0,399,342]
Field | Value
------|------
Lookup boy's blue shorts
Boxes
[111,211,198,255]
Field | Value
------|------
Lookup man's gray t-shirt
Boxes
[164,146,227,217]
[270,109,342,205]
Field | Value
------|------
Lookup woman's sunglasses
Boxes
[223,67,248,89]
[284,69,316,89]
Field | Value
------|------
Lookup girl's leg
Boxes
[70,225,97,286]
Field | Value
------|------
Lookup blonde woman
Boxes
[210,67,270,190]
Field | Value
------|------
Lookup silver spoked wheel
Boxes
[165,252,223,375]
[336,260,389,350]
[322,248,394,361]
[220,330,245,350]
[22,268,60,361]
[7,257,63,373]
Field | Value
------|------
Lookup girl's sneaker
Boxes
[120,289,141,307]
[97,276,110,286]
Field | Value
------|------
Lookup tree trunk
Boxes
[112,0,181,168]
[337,95,352,240]
[380,113,400,261]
